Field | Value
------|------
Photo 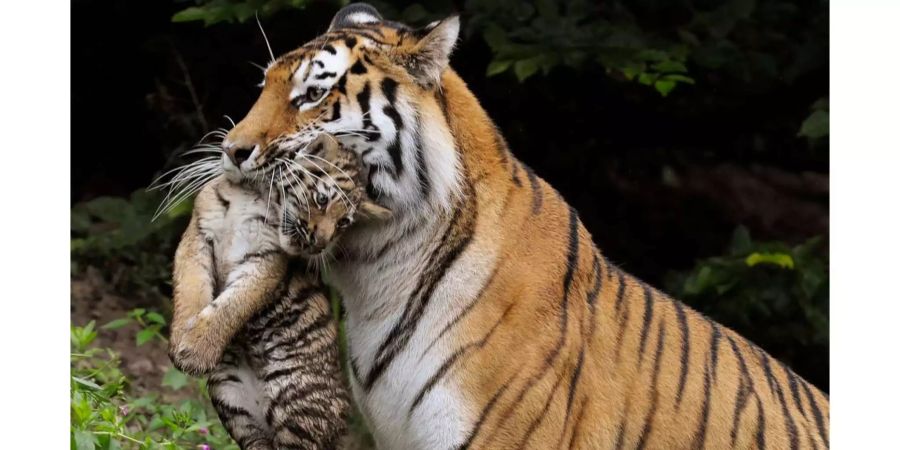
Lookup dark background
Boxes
[72,0,828,392]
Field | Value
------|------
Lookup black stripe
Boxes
[210,396,250,418]
[365,200,476,390]
[636,320,666,450]
[562,206,580,297]
[329,100,341,121]
[566,398,588,449]
[381,77,398,103]
[315,71,337,79]
[349,59,367,74]
[487,207,580,439]
[585,254,603,340]
[518,374,565,446]
[413,114,431,200]
[727,335,755,446]
[343,36,357,49]
[755,394,768,450]
[780,361,808,421]
[636,283,654,366]
[424,264,499,355]
[382,104,404,177]
[335,72,348,94]
[614,270,628,314]
[758,350,799,450]
[263,367,295,382]
[322,44,336,54]
[522,163,543,214]
[690,358,713,450]
[408,304,511,417]
[564,349,585,425]
[800,378,828,446]
[709,320,722,382]
[613,272,631,363]
[673,300,691,408]
[457,379,513,450]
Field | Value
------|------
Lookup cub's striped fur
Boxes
[173,3,829,448]
[168,137,388,449]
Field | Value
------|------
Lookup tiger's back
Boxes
[434,71,829,449]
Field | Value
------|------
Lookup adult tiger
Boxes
[170,3,829,449]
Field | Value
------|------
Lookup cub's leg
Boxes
[208,347,274,450]
[169,209,217,372]
[249,283,350,449]
[172,252,289,375]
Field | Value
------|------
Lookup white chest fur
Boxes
[327,211,499,450]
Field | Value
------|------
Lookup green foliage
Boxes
[172,0,318,25]
[71,190,191,294]
[667,227,829,365]
[71,320,238,450]
[798,97,829,141]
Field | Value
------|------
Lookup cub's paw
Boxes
[167,330,225,376]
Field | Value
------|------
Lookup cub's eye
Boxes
[307,87,327,102]
[337,217,352,228]
[315,192,329,207]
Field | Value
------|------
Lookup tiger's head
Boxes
[223,3,463,213]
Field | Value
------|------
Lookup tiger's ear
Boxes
[328,3,383,31]
[399,16,460,88]
[358,200,392,220]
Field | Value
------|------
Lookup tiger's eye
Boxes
[337,217,351,228]
[315,192,329,206]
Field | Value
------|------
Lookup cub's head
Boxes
[279,135,391,258]
[223,3,462,211]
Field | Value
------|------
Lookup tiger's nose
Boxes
[225,145,254,166]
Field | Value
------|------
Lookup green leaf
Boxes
[101,318,132,330]
[162,367,190,391]
[73,376,102,391]
[660,73,695,84]
[145,312,167,325]
[798,110,829,139]
[654,79,677,96]
[514,57,542,82]
[746,252,795,269]
[73,430,97,450]
[136,327,157,346]
[486,60,513,77]
[171,7,208,23]
[652,60,688,73]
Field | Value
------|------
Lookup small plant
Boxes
[71,319,239,450]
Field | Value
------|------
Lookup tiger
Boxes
[168,135,389,449]
[171,3,829,449]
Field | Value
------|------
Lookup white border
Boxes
[831,0,900,447]
[0,0,71,446]
[0,0,896,446]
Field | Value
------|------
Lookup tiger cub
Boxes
[168,135,390,450]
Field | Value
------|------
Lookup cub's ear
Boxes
[329,3,383,31]
[399,16,460,88]
[358,200,392,220]
[307,133,341,160]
